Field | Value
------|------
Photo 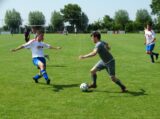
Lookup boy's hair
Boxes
[146,21,153,27]
[32,26,44,31]
[91,31,101,40]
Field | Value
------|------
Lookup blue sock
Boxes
[33,74,42,80]
[41,69,49,81]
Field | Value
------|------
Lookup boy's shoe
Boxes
[88,84,97,88]
[33,78,38,83]
[121,86,128,93]
[46,79,50,85]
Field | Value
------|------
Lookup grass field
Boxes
[0,33,160,119]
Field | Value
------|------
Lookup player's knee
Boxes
[38,64,45,70]
[90,69,96,75]
[146,51,151,54]
[110,76,116,82]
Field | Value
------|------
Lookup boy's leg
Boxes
[89,60,105,88]
[106,60,127,92]
[152,52,159,60]
[150,53,154,63]
[89,67,97,88]
[33,71,42,83]
[148,44,159,62]
[38,58,50,84]
[146,45,154,63]
[111,76,127,92]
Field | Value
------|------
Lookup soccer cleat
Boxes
[121,86,128,93]
[88,84,97,88]
[156,54,159,60]
[46,79,50,85]
[33,77,38,83]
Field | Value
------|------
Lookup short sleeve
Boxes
[152,30,156,38]
[22,39,34,49]
[43,43,51,48]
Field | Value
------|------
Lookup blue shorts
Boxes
[94,60,115,76]
[146,44,155,52]
[32,57,46,67]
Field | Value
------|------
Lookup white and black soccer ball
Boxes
[80,83,88,92]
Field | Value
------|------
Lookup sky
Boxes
[0,0,152,27]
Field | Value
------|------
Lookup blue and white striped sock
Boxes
[41,69,49,81]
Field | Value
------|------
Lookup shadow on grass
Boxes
[95,89,147,97]
[126,89,148,96]
[155,61,160,64]
[53,84,79,92]
[37,82,93,93]
[47,65,67,68]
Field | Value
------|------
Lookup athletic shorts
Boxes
[94,59,115,76]
[32,57,46,67]
[146,44,155,52]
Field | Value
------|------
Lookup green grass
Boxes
[0,33,160,119]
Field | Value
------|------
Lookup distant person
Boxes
[74,25,77,34]
[79,31,127,92]
[63,27,68,35]
[10,28,13,36]
[11,31,61,84]
[24,26,31,42]
[144,22,159,63]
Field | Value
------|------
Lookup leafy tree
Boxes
[112,23,123,31]
[28,11,45,25]
[135,9,152,30]
[157,16,160,26]
[46,25,54,33]
[103,15,114,30]
[2,25,9,31]
[125,21,135,32]
[90,20,103,31]
[80,12,89,32]
[150,0,160,16]
[114,10,129,30]
[50,11,64,32]
[154,16,160,32]
[4,9,22,33]
[61,4,82,31]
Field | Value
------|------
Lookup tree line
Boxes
[1,0,160,33]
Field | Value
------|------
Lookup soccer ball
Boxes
[80,83,88,92]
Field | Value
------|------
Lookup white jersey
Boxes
[22,39,50,58]
[144,29,156,45]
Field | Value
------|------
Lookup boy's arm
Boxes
[105,42,111,50]
[11,45,25,52]
[43,43,61,50]
[79,48,98,59]
[144,38,146,45]
[49,46,61,50]
[11,40,33,52]
[150,31,156,44]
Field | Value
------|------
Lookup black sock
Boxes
[150,54,154,62]
[115,79,125,89]
[91,74,97,85]
[152,52,159,56]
